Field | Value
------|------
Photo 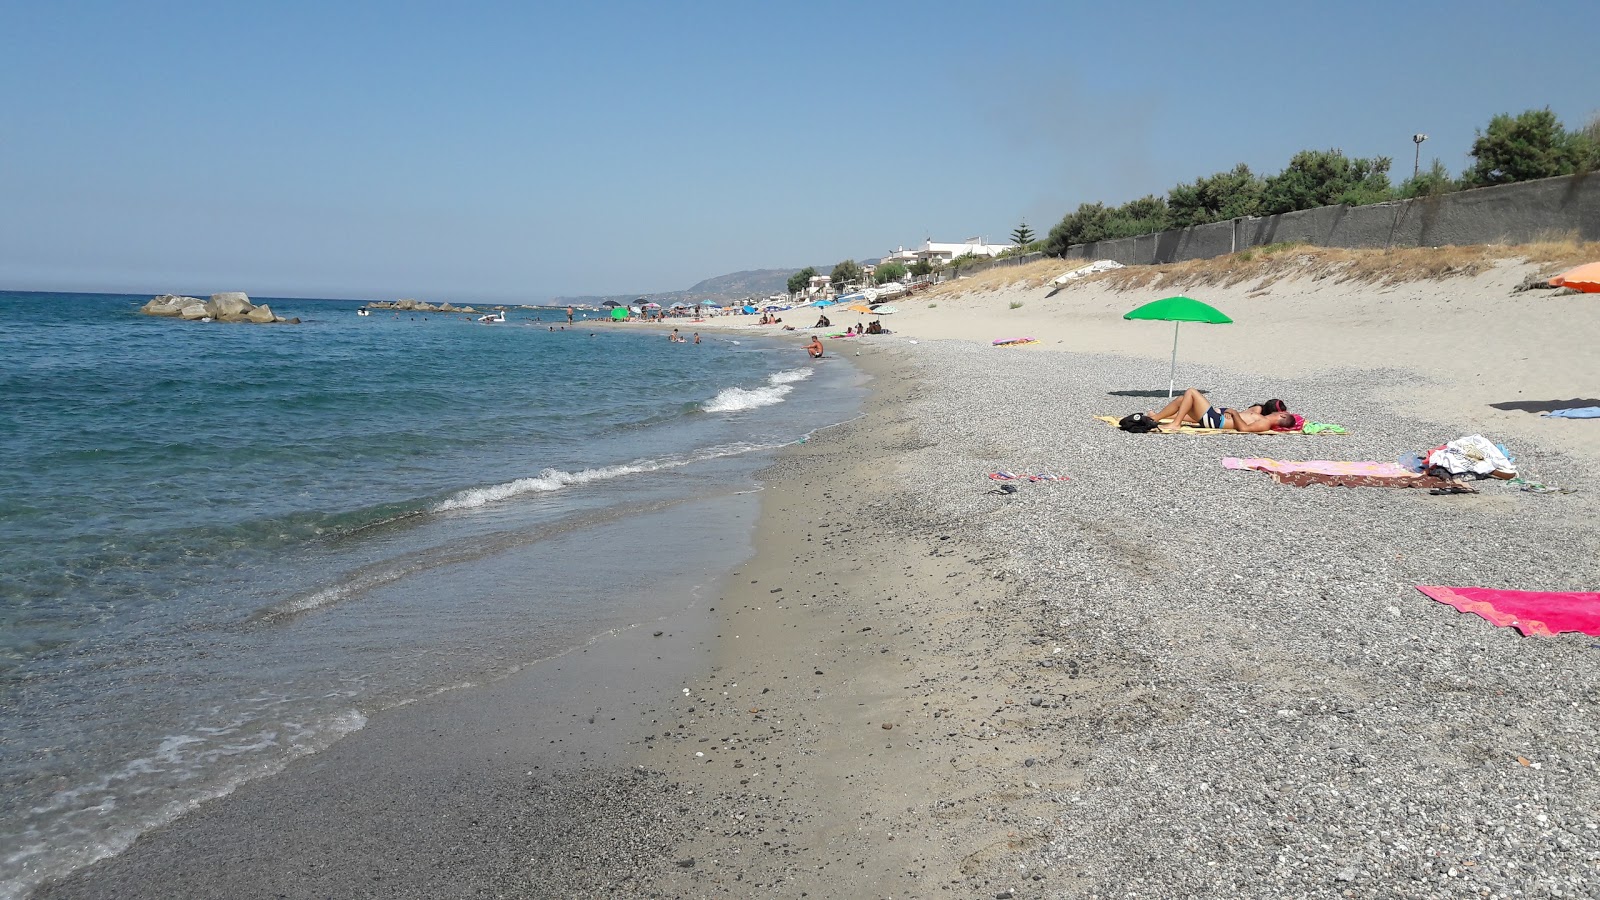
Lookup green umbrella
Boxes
[610,306,628,321]
[1123,296,1233,398]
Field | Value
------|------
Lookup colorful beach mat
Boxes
[1417,586,1600,637]
[1094,416,1347,436]
[993,337,1039,347]
[987,471,1068,482]
[1223,457,1449,488]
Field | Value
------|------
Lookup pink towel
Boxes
[1223,458,1415,477]
[1222,457,1449,488]
[1417,586,1600,637]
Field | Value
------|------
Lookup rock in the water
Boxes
[209,292,253,317]
[138,291,295,324]
[139,294,203,317]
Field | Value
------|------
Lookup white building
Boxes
[881,237,1016,267]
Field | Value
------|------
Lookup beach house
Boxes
[881,237,1016,267]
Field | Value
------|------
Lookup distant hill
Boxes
[550,261,871,307]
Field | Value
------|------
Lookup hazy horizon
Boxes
[3,0,1596,303]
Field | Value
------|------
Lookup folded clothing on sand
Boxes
[1417,585,1600,637]
[1222,457,1451,488]
[1542,407,1600,419]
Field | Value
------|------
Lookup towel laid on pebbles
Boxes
[987,471,1068,482]
[1095,416,1347,435]
[1417,586,1600,637]
[1223,458,1451,489]
[1542,407,1600,419]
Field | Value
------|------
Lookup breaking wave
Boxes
[702,368,813,413]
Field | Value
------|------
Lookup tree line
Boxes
[1040,107,1600,256]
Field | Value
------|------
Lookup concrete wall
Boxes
[1059,173,1600,265]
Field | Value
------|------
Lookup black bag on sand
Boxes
[1118,413,1159,433]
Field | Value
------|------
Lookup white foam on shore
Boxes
[702,368,812,412]
[768,367,813,385]
[260,439,778,620]
[434,440,773,515]
[702,384,793,412]
[1,708,368,900]
[434,462,652,512]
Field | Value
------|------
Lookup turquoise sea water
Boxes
[0,291,865,897]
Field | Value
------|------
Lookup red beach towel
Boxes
[1416,586,1600,637]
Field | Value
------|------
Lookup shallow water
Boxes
[0,291,865,897]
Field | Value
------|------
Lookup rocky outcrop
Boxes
[209,292,253,317]
[139,292,297,324]
[141,294,203,316]
[365,299,478,314]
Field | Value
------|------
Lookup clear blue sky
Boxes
[2,0,1595,302]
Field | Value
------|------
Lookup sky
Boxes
[2,0,1596,303]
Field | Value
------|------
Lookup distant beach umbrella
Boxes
[643,302,662,309]
[602,300,624,308]
[1123,296,1234,398]
[1549,262,1600,293]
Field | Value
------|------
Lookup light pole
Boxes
[1412,133,1428,179]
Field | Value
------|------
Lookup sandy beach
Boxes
[41,245,1600,898]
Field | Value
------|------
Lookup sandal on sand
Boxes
[1429,484,1477,495]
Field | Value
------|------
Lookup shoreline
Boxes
[35,257,1600,898]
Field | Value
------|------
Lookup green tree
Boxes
[1010,221,1034,246]
[908,259,934,277]
[1104,195,1170,238]
[1260,149,1393,214]
[1581,115,1600,170]
[786,267,816,295]
[830,259,862,287]
[1398,159,1456,199]
[874,262,908,284]
[1462,107,1592,187]
[1044,202,1112,255]
[1166,164,1265,227]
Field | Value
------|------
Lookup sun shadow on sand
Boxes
[1108,389,1210,399]
[1489,398,1600,413]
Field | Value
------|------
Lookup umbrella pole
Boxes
[1169,321,1180,399]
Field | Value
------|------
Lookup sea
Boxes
[0,290,866,898]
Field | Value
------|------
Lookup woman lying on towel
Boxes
[1147,388,1301,433]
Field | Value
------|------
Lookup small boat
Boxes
[357,308,371,316]
[477,311,506,324]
